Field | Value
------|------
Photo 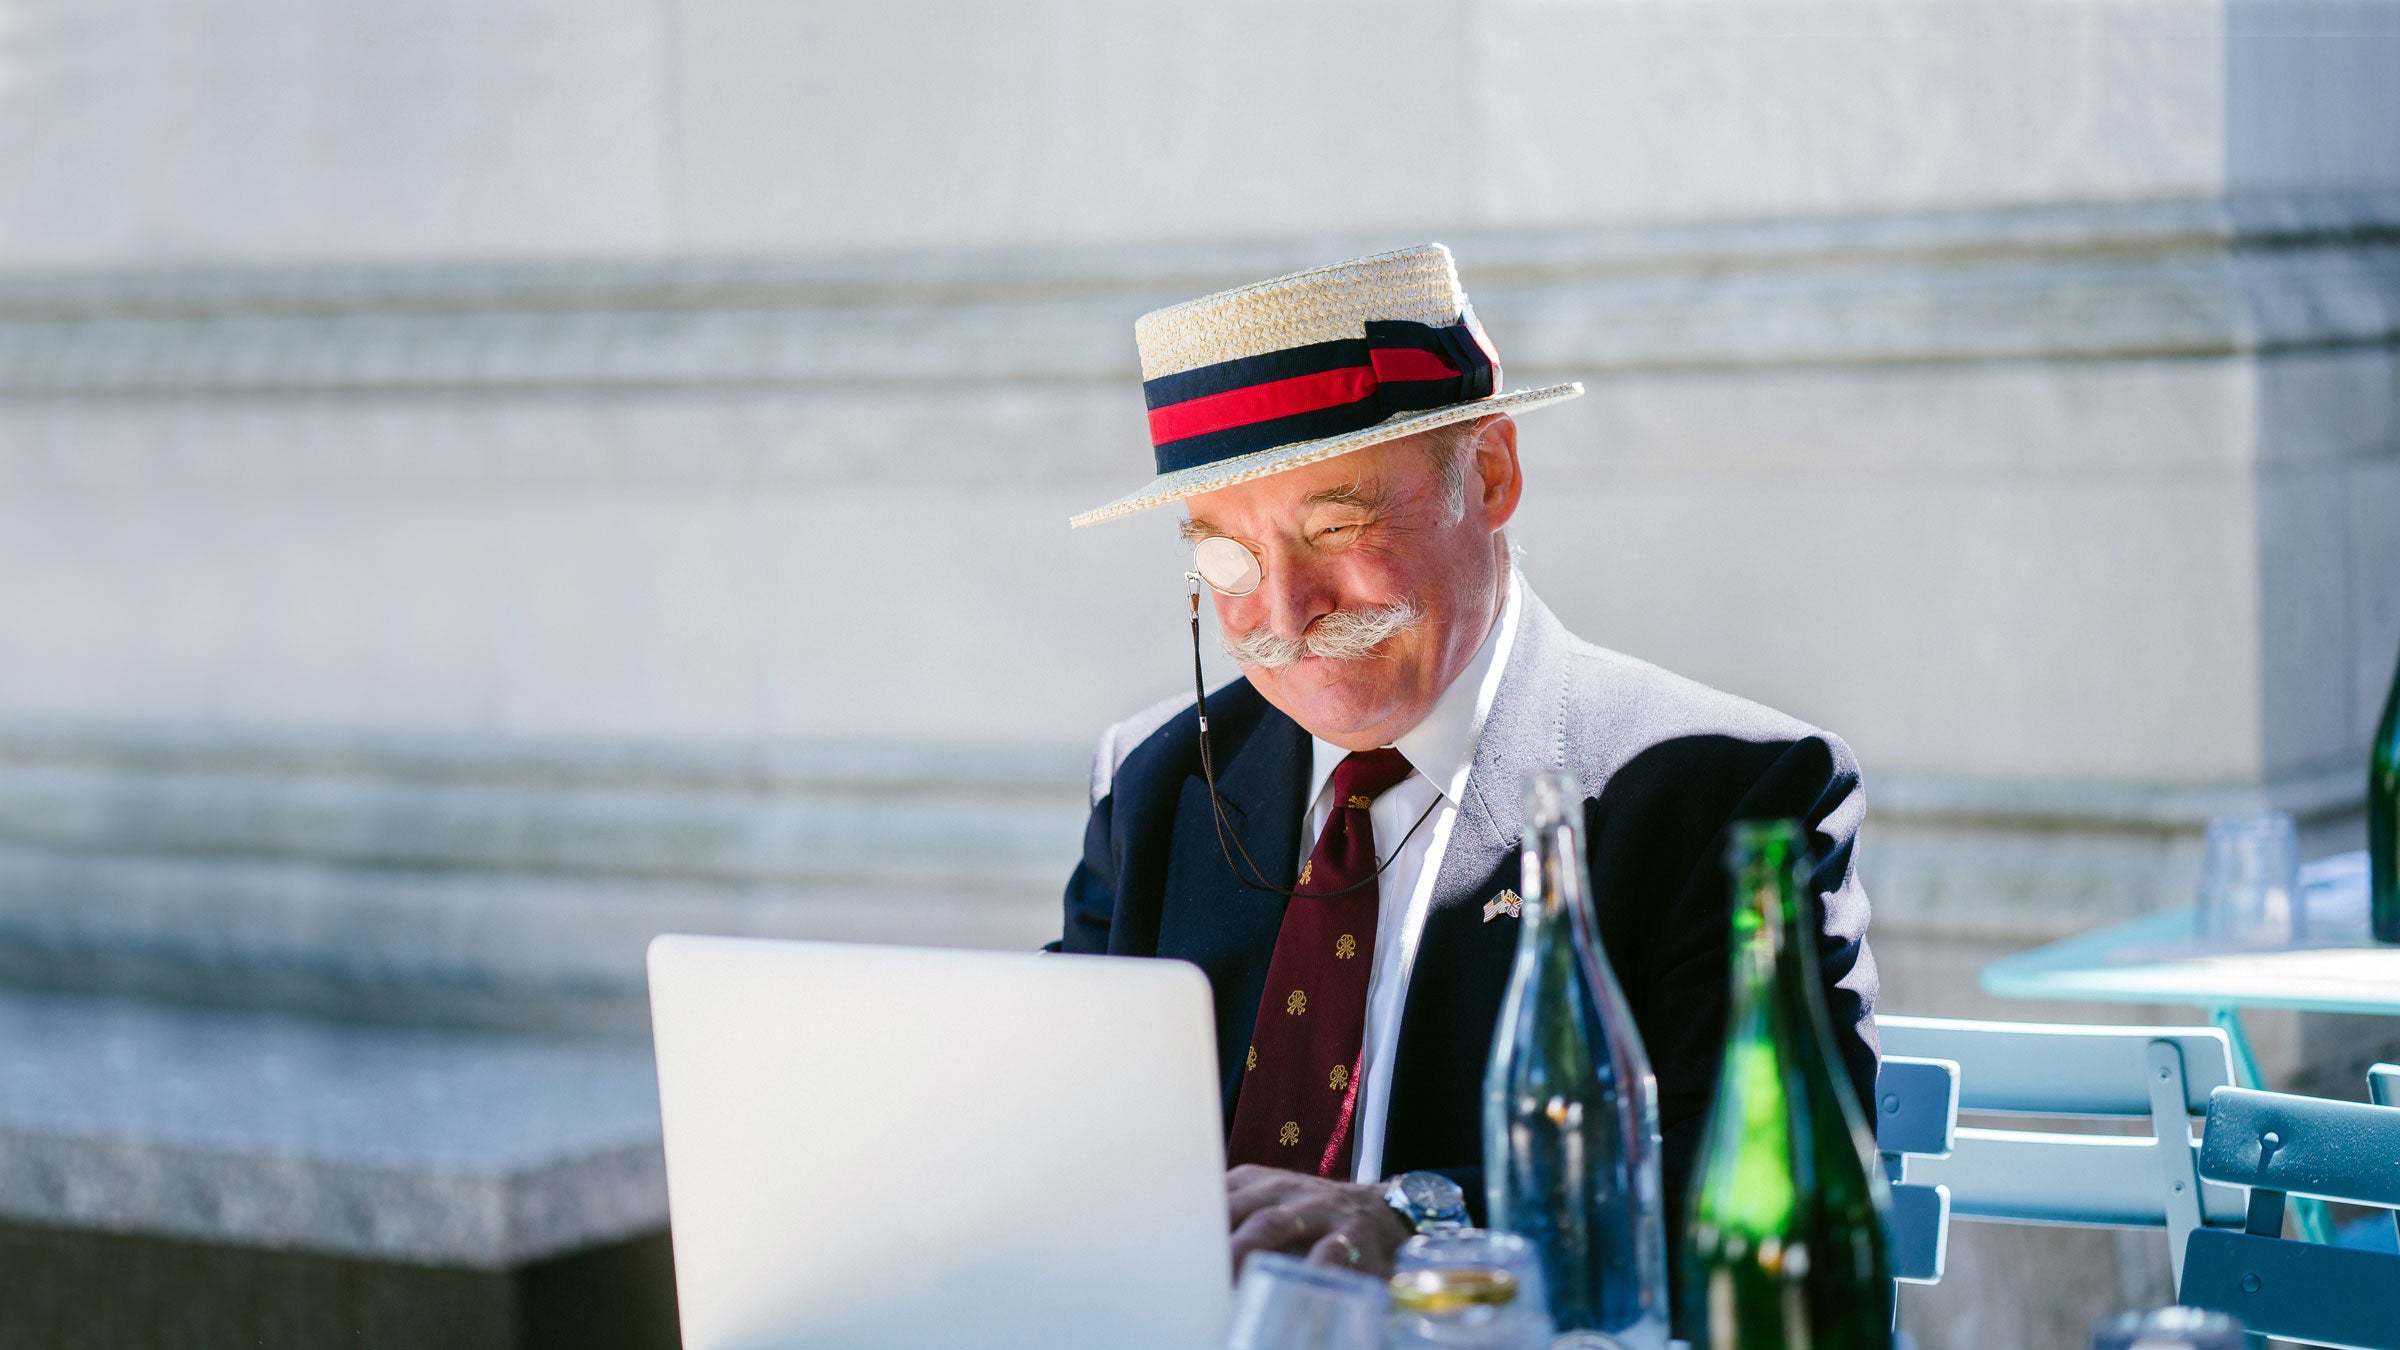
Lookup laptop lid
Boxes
[648,935,1232,1350]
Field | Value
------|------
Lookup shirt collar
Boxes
[1306,568,1523,811]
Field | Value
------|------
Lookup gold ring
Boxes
[1327,1232,1361,1267]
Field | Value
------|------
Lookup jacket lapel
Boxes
[1378,593,1576,1173]
[1430,591,1573,915]
[1157,693,1310,1113]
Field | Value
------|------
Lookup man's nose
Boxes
[1250,555,1337,641]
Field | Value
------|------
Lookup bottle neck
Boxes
[2379,633,2400,747]
[1520,768,1583,926]
[1723,821,1857,1110]
[1723,854,1786,1027]
[1728,824,1802,939]
[1697,841,1802,1231]
[1519,800,1586,929]
[1724,823,1825,1036]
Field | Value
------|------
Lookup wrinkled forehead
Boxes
[1190,454,1430,533]
[1182,441,1437,535]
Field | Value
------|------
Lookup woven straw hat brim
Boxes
[1068,381,1582,528]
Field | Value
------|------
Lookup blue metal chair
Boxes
[1875,1054,1958,1287]
[2179,1086,2400,1348]
[1879,1015,2248,1289]
[2371,1064,2399,1249]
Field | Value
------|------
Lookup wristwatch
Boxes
[1383,1170,1470,1234]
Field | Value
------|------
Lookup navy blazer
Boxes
[1056,589,1880,1235]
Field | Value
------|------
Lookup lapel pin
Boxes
[1483,889,1522,923]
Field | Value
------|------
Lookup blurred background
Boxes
[1,2,2397,1346]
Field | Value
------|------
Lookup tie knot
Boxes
[1333,747,1414,807]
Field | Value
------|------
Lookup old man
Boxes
[1054,245,1878,1278]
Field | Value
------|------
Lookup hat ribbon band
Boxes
[1143,319,1497,475]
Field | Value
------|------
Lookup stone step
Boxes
[0,724,1085,1025]
[0,843,1063,1030]
[0,729,1089,891]
[0,986,663,1269]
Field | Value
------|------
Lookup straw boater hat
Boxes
[1068,243,1582,528]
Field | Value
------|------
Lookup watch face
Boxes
[1400,1170,1464,1214]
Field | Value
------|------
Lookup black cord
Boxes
[1187,576,1441,900]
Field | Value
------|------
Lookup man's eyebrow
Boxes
[1178,517,1215,543]
[1306,480,1393,511]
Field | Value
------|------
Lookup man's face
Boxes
[1181,418,1522,751]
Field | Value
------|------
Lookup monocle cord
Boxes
[1185,573,1439,899]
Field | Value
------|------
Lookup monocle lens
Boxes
[1192,536,1261,596]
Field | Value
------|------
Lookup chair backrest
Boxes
[2197,1087,2400,1210]
[1878,1014,2247,1289]
[2374,1064,2400,1251]
[1880,1015,2236,1115]
[2179,1086,2400,1349]
[1875,1055,1958,1286]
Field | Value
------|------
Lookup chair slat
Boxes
[2181,1228,2400,1350]
[1904,1127,2247,1228]
[2371,1065,2400,1248]
[2197,1087,2400,1208]
[1889,1182,1948,1285]
[1879,1015,2233,1115]
[1876,1056,1958,1158]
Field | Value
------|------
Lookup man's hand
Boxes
[1225,1164,1411,1279]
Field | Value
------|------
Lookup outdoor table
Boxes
[1980,850,2398,1243]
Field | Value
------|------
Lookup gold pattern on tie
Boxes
[1246,1045,1257,1071]
[1329,1063,1349,1091]
[1225,746,1417,1176]
[1297,860,1313,888]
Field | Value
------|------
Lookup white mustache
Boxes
[1221,598,1424,670]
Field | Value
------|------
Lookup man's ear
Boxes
[1470,415,1523,531]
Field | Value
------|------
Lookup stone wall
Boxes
[7,1,2399,264]
[2,3,2398,1346]
[3,198,2393,988]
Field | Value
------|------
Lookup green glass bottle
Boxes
[1679,820,1892,1350]
[2372,638,2400,944]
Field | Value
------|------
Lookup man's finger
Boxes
[1306,1229,1366,1271]
[1228,1202,1318,1269]
[1224,1174,1308,1228]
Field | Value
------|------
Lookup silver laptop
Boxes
[648,934,1233,1350]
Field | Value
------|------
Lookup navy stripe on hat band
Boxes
[1145,319,1497,475]
[1154,398,1395,473]
[1143,338,1366,412]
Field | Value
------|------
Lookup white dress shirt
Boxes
[1298,570,1522,1183]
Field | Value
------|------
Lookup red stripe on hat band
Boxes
[1368,346,1459,383]
[1146,365,1377,446]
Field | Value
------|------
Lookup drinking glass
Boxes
[2195,811,2303,947]
[1223,1252,1387,1350]
[1393,1230,1550,1312]
[1388,1229,1555,1349]
[2091,1305,2246,1349]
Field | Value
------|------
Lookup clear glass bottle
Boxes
[1481,771,1669,1348]
[1678,819,1892,1350]
[2371,638,2400,944]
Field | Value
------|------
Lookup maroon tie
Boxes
[1226,747,1417,1177]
